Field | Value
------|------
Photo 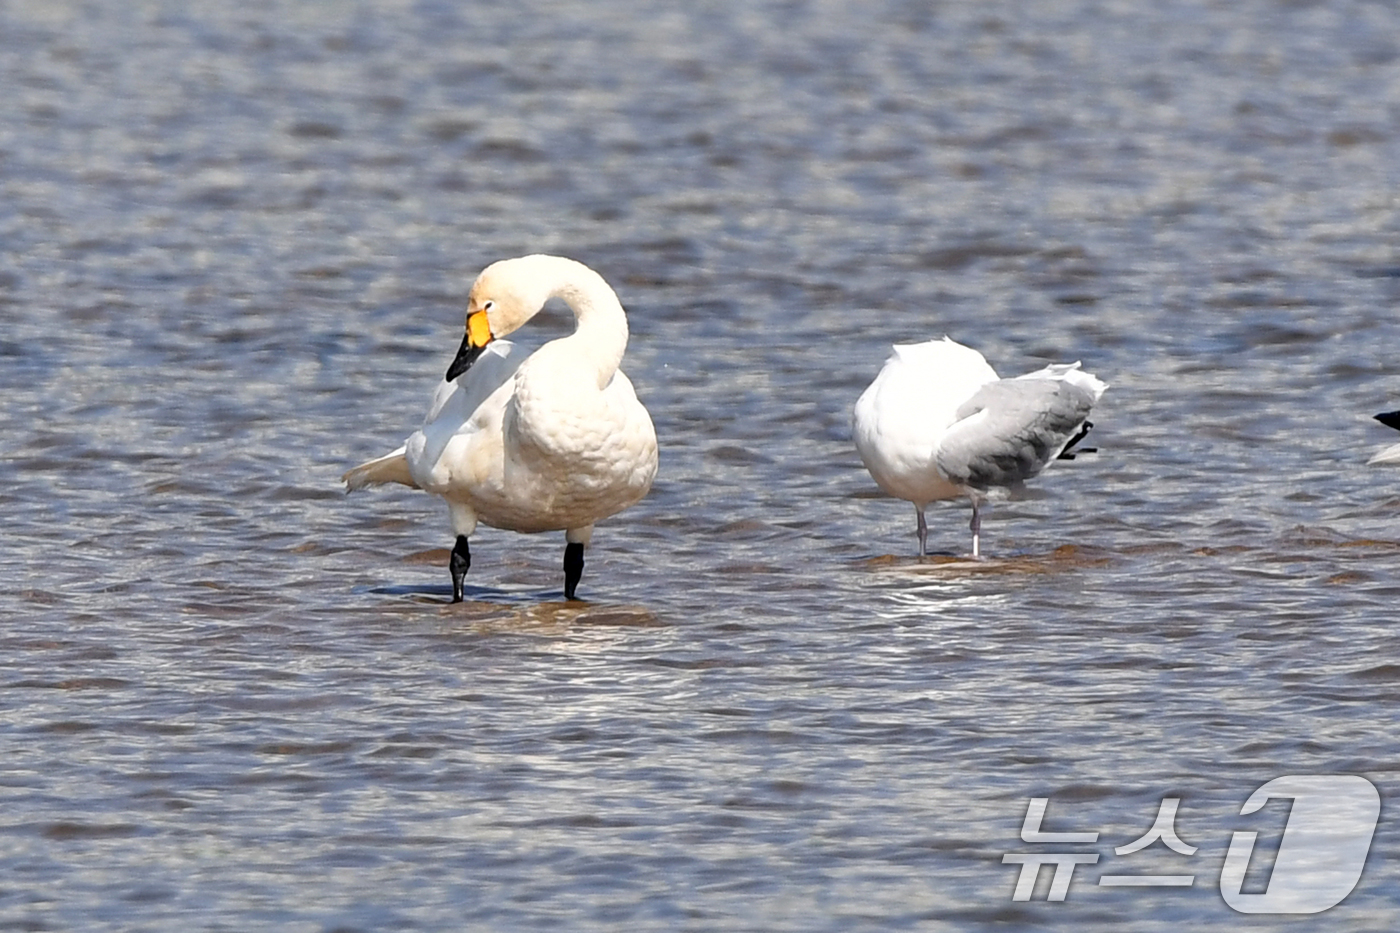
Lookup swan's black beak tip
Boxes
[445,310,494,382]
[446,333,485,382]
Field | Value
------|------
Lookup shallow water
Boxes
[4,0,1400,929]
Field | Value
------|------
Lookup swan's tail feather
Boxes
[1369,442,1400,466]
[342,447,418,491]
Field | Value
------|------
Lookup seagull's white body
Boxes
[852,337,1106,557]
[344,255,658,598]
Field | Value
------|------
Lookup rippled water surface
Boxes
[5,1,1400,930]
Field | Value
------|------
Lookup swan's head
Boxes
[445,256,558,381]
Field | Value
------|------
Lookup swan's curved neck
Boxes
[541,259,629,388]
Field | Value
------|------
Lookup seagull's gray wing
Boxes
[935,378,1096,491]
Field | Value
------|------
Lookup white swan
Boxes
[343,255,658,600]
[852,337,1107,557]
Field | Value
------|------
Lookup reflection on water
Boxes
[368,584,665,632]
[861,544,1115,575]
[3,0,1400,929]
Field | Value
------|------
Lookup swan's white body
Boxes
[852,337,1106,557]
[344,255,657,597]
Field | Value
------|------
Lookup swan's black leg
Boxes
[563,542,585,600]
[450,535,471,603]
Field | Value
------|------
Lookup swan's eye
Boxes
[482,300,495,312]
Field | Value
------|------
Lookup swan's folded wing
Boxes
[935,379,1096,490]
[422,340,523,430]
[343,446,417,490]
[346,344,526,493]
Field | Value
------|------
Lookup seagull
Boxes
[853,336,1107,557]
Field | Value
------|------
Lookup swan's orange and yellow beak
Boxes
[446,310,494,381]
